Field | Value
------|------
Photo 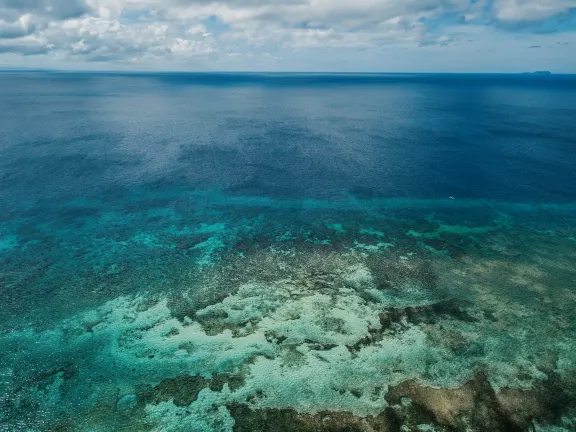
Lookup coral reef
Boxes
[1,198,575,431]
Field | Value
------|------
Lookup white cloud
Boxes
[0,0,574,68]
[0,0,92,20]
[493,0,576,22]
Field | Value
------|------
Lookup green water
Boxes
[1,193,575,431]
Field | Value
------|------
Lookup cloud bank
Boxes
[0,0,574,70]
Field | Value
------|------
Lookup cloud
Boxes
[419,34,455,46]
[0,37,50,55]
[0,0,92,21]
[0,14,36,38]
[492,0,576,22]
[0,0,574,68]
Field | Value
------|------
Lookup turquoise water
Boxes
[0,72,575,431]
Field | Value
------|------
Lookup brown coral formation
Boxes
[228,404,400,432]
[136,373,245,407]
[227,370,574,432]
[386,370,573,431]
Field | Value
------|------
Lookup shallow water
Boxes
[0,72,575,431]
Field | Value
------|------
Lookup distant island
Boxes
[522,71,552,75]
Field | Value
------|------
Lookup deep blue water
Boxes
[2,72,576,207]
[0,72,575,431]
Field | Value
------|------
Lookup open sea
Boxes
[0,72,575,431]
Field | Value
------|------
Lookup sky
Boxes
[0,0,575,72]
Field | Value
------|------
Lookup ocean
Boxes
[0,72,575,431]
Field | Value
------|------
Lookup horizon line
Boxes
[1,69,574,76]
